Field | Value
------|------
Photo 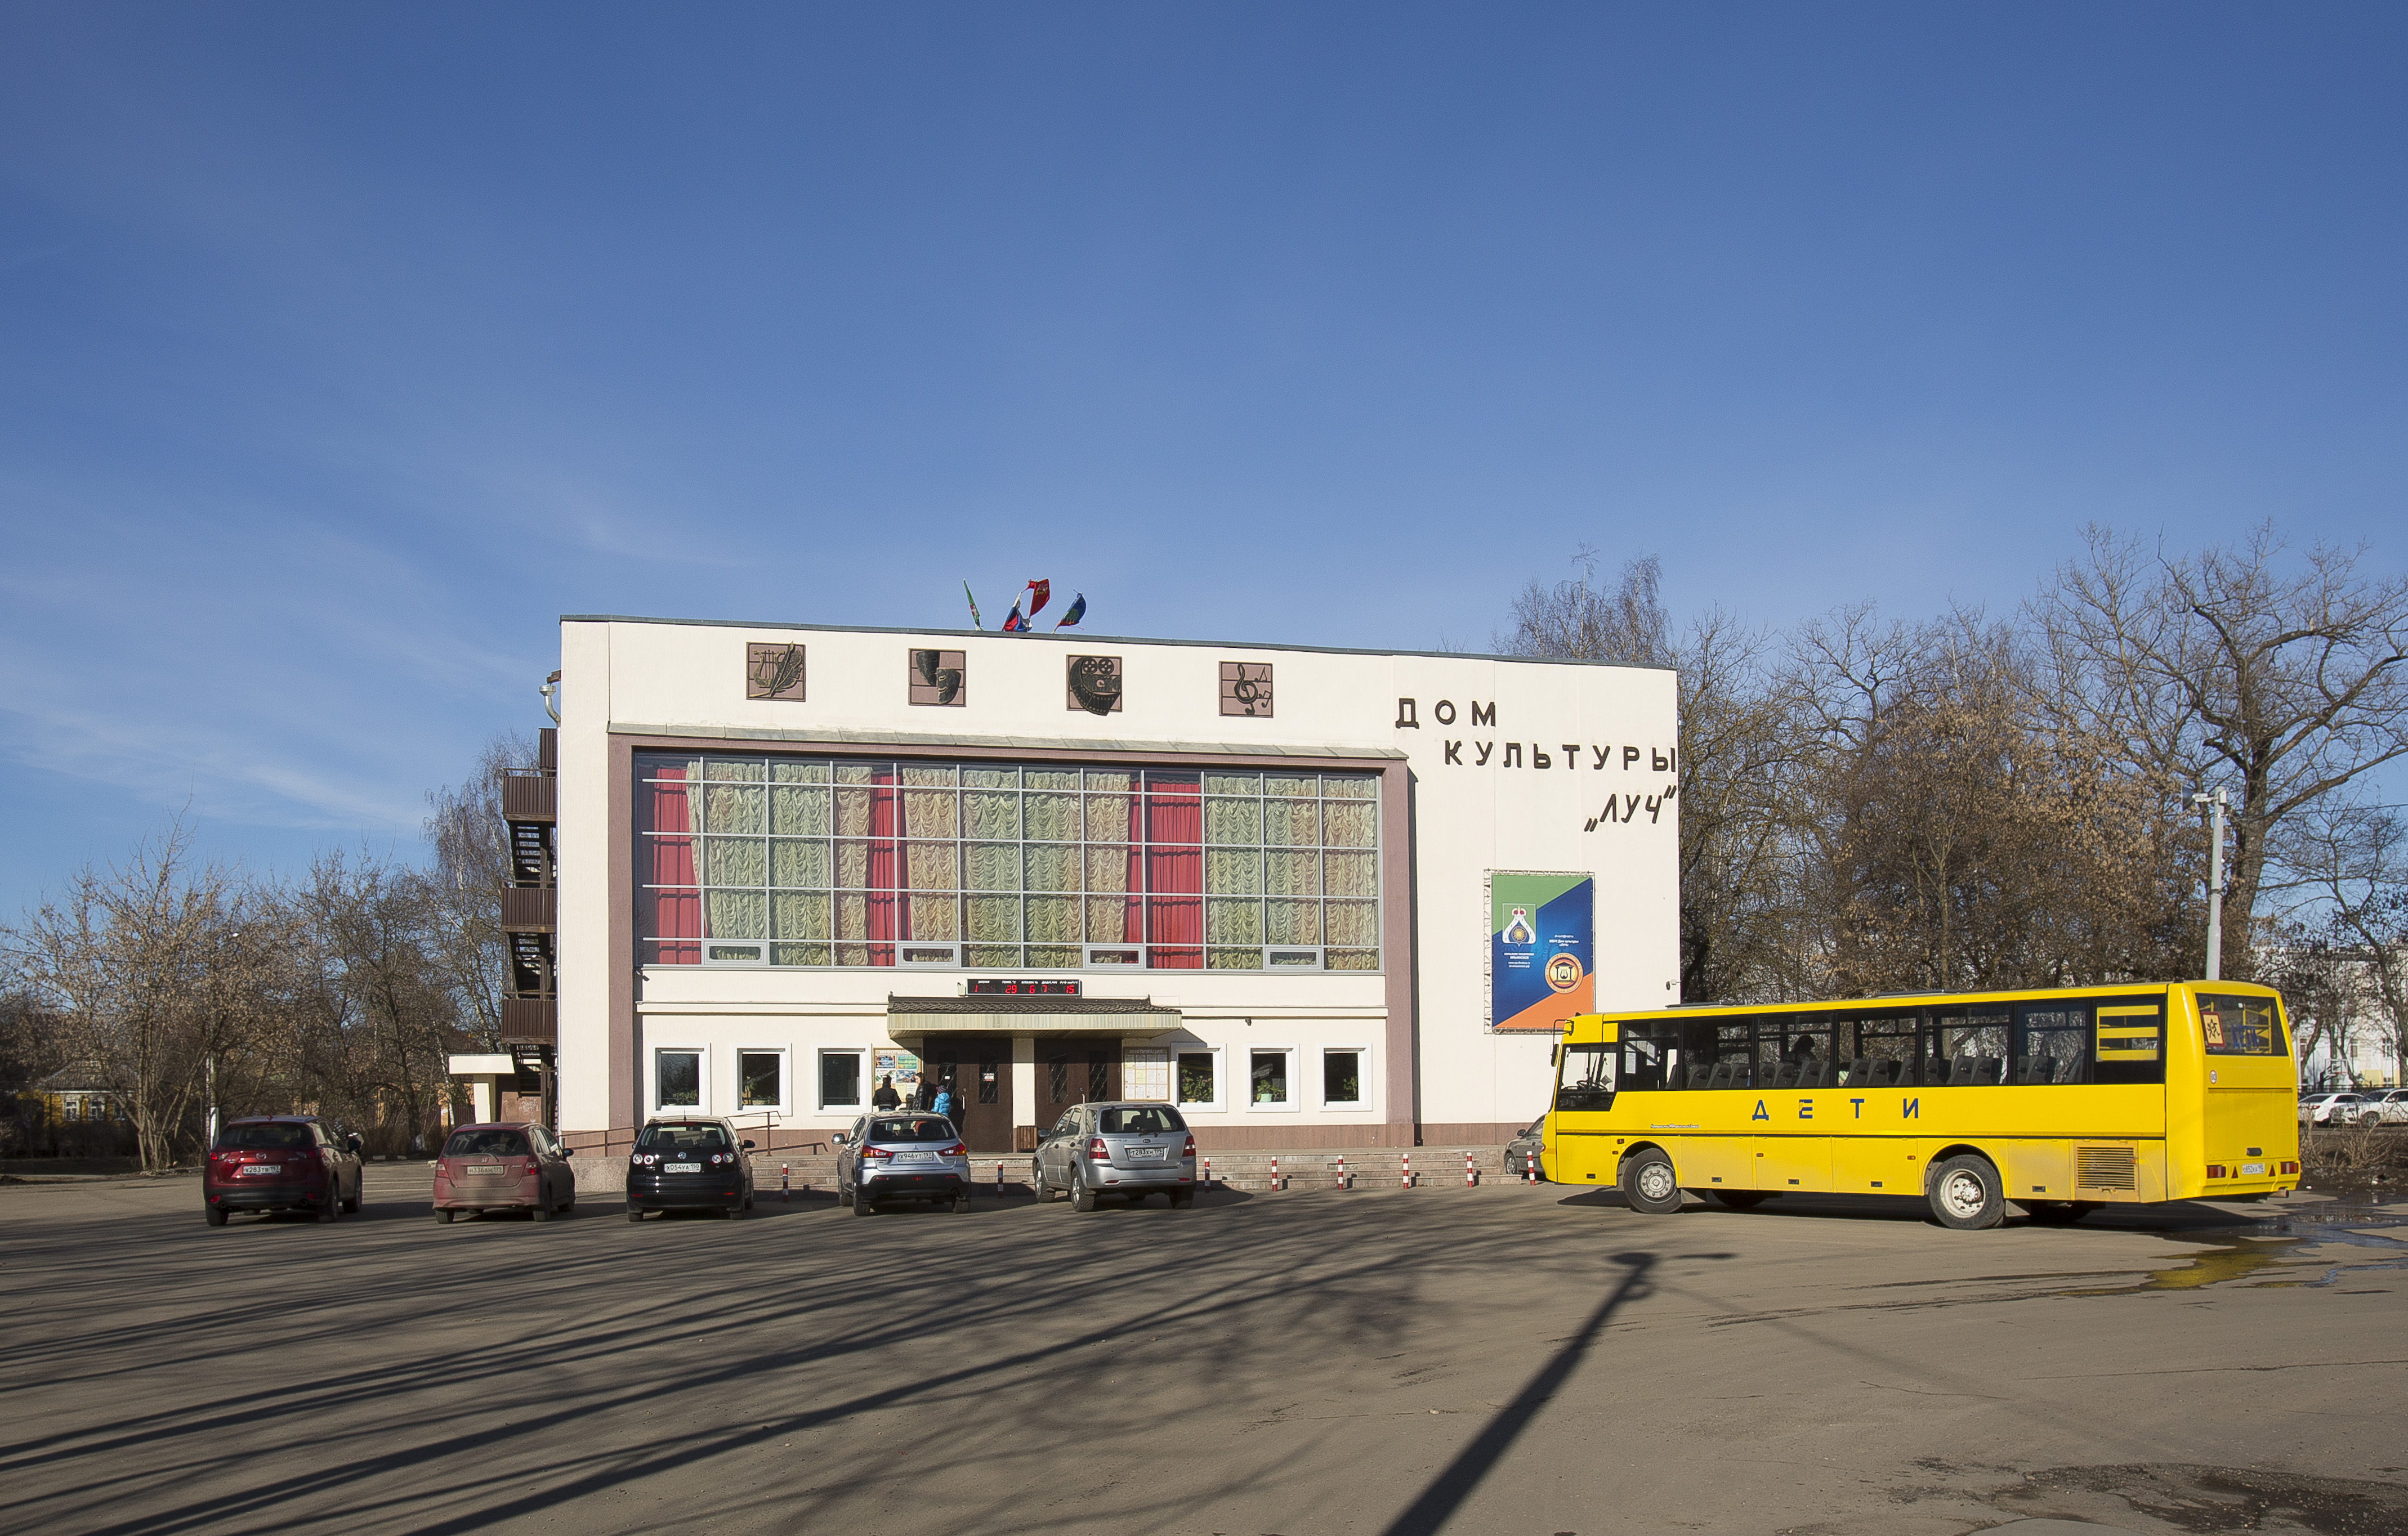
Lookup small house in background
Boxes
[28,1062,124,1127]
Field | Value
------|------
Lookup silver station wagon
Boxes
[1031,1101,1196,1211]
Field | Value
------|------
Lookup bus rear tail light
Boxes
[2205,1164,2227,1179]
[1088,1136,1110,1161]
[2280,1161,2299,1175]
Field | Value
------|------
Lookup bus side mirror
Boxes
[1551,1046,1563,1069]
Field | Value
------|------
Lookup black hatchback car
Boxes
[203,1116,364,1225]
[626,1117,756,1220]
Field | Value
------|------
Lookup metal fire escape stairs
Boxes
[499,728,559,1126]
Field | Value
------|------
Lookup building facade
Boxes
[552,617,1678,1156]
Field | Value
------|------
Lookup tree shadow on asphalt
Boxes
[0,1177,1705,1536]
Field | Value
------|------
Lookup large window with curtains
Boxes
[636,755,1379,972]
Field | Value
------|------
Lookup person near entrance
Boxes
[932,1079,955,1121]
[873,1074,901,1111]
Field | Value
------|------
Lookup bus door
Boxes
[1750,1017,1835,1190]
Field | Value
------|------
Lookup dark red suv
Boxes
[204,1116,364,1226]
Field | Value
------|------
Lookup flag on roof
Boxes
[963,581,982,629]
[1025,579,1051,620]
[1001,600,1027,632]
[1053,592,1087,629]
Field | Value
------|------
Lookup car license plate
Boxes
[2242,1162,2266,1176]
[238,1165,285,1176]
[1127,1147,1166,1161]
[467,1166,510,1176]
[895,1151,932,1162]
[665,1162,703,1174]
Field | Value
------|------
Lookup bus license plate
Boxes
[2241,1162,2265,1176]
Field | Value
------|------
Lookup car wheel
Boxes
[1928,1154,2005,1230]
[2365,1113,2387,1129]
[1618,1148,1683,1215]
[435,1207,454,1224]
[342,1177,361,1215]
[532,1204,554,1222]
[1030,1162,1048,1201]
[1171,1192,1194,1210]
[205,1206,227,1227]
[853,1191,876,1217]
[1070,1173,1097,1213]
[318,1192,342,1224]
[626,1208,645,1223]
[954,1192,971,1214]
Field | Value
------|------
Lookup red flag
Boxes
[1025,580,1050,619]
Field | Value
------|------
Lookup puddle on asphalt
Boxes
[2061,1188,2408,1297]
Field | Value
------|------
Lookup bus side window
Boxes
[2013,1005,2088,1085]
[2094,1001,2166,1085]
[1934,1010,2009,1086]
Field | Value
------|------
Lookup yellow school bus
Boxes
[1543,982,2297,1229]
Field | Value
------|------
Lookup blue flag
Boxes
[1053,592,1087,630]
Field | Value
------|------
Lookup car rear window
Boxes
[637,1122,732,1152]
[1098,1106,1185,1135]
[444,1130,530,1158]
[216,1123,314,1150]
[868,1117,957,1143]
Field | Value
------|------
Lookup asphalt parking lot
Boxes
[2,1169,2405,1536]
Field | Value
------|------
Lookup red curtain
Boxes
[1143,771,1201,968]
[865,768,897,964]
[642,763,701,964]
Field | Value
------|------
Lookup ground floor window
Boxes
[1177,1050,1219,1112]
[818,1050,863,1110]
[738,1049,788,1114]
[1322,1049,1363,1107]
[1249,1049,1294,1109]
[654,1048,704,1112]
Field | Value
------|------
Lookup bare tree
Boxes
[293,849,466,1154]
[2287,804,2408,1086]
[2,822,248,1169]
[421,731,533,1051]
[1499,552,1801,1002]
[2034,524,2408,976]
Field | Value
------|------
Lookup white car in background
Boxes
[2362,1089,2408,1126]
[2299,1092,2367,1127]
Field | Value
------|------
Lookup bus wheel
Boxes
[1714,1190,1770,1211]
[1619,1149,1683,1215]
[1928,1155,2005,1230]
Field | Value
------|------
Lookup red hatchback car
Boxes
[432,1121,577,1222]
[204,1116,364,1226]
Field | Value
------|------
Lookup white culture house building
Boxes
[548,616,1678,1158]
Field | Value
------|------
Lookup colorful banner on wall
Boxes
[1487,871,1595,1032]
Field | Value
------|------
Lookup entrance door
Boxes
[1035,1035,1120,1118]
[919,1035,1015,1153]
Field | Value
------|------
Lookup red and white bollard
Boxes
[780,1163,790,1201]
[996,1160,1006,1195]
[1401,1153,1413,1189]
[1271,1155,1281,1192]
[1525,1149,1538,1185]
[1201,1156,1212,1190]
[1465,1150,1476,1188]
[1337,1154,1348,1190]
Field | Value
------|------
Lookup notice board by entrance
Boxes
[1486,871,1595,1033]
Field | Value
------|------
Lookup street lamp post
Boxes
[2191,787,2228,982]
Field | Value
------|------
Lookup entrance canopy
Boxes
[886,993,1181,1037]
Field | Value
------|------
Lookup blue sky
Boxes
[2,5,2403,913]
